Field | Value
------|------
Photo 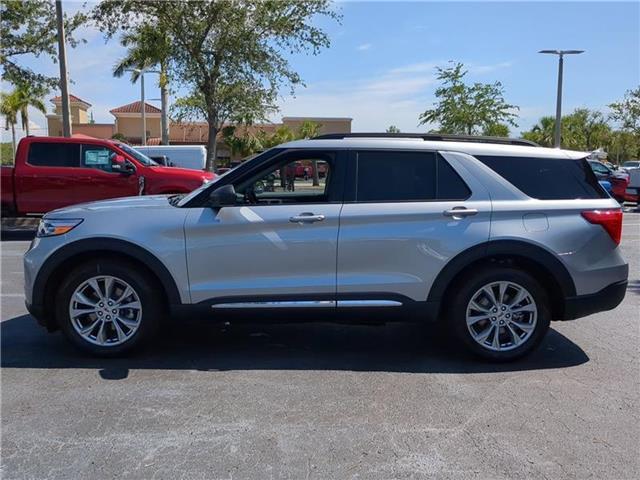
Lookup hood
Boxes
[46,195,175,216]
[150,165,215,180]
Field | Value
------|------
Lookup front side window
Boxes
[355,151,470,202]
[27,142,80,167]
[237,155,332,204]
[81,145,117,172]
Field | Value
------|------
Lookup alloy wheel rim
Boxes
[69,275,142,346]
[465,281,537,352]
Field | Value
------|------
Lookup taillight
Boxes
[581,209,623,245]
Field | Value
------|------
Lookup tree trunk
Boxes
[10,123,16,161]
[206,125,218,172]
[160,66,169,145]
[23,109,30,136]
[311,159,320,186]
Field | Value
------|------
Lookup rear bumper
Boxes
[624,186,639,202]
[561,280,627,320]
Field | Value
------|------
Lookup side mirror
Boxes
[112,155,135,175]
[208,184,237,207]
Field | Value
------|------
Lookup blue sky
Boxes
[3,0,639,142]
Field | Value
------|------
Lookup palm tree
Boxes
[522,116,555,147]
[1,91,19,159]
[113,25,171,144]
[12,83,46,137]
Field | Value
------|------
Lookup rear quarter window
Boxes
[475,155,608,200]
[27,142,80,167]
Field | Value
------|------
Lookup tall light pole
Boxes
[539,49,584,148]
[125,68,160,145]
[55,0,71,137]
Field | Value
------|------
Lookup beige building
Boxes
[110,101,162,144]
[46,94,352,161]
[46,95,115,138]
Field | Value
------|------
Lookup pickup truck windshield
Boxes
[117,143,158,166]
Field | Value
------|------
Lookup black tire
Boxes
[449,266,551,362]
[55,259,162,356]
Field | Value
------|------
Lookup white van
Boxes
[134,145,207,171]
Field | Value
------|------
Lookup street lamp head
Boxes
[539,49,585,56]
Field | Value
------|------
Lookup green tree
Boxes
[111,132,128,142]
[0,91,20,159]
[482,123,510,137]
[386,125,401,133]
[522,109,612,151]
[12,83,47,137]
[609,86,640,136]
[609,87,640,159]
[0,0,85,89]
[522,116,556,147]
[419,62,518,135]
[94,0,339,172]
[562,108,611,151]
[113,25,172,145]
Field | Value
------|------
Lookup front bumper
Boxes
[25,300,57,331]
[561,280,627,320]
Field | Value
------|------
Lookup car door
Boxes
[184,149,346,305]
[74,143,139,204]
[15,141,83,213]
[336,149,491,305]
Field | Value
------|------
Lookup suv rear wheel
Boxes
[450,267,550,361]
[55,260,161,356]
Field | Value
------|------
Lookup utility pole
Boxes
[55,0,72,137]
[539,49,584,148]
[141,72,146,145]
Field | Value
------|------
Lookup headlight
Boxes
[36,218,83,238]
[202,177,211,185]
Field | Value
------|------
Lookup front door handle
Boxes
[289,212,326,223]
[443,207,479,219]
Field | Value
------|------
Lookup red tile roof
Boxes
[110,101,161,114]
[50,94,91,106]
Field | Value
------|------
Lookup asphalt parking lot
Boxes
[1,212,639,479]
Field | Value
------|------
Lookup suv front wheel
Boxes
[450,267,551,361]
[55,260,161,356]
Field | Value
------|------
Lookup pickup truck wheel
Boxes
[450,267,550,362]
[55,260,161,356]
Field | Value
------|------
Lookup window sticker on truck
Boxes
[85,150,110,166]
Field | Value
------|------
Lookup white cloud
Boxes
[276,58,516,132]
[277,61,440,132]
[468,61,513,75]
[356,43,372,51]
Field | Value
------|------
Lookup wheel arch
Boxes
[428,240,576,320]
[34,238,182,329]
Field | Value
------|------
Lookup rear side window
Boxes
[476,155,608,200]
[355,151,470,202]
[27,142,80,167]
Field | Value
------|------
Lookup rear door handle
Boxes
[289,212,326,223]
[443,207,479,219]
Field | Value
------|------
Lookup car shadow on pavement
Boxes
[1,314,589,378]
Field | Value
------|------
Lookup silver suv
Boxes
[24,134,628,361]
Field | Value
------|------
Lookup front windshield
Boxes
[117,143,159,166]
[176,147,281,207]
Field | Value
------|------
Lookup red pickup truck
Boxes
[1,136,214,215]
